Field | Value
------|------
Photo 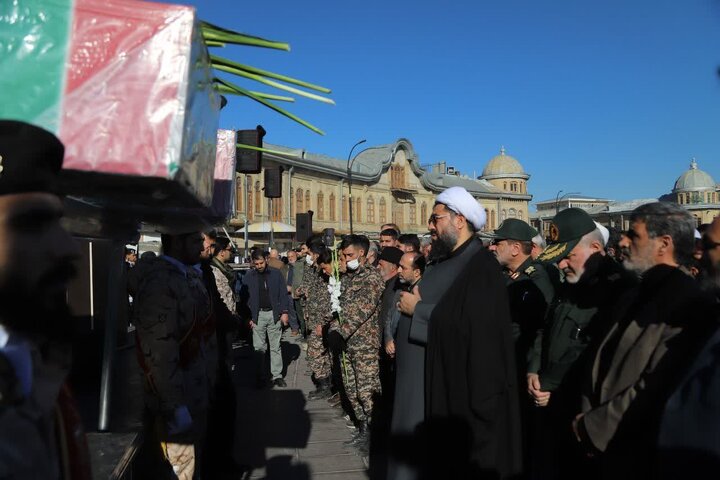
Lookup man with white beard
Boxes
[527,208,636,479]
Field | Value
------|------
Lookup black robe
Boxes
[424,247,522,479]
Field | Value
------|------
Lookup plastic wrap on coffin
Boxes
[58,0,220,213]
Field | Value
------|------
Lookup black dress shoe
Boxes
[273,378,287,388]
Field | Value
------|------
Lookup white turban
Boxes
[435,186,486,231]
[694,229,702,240]
[594,222,609,246]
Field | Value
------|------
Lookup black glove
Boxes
[326,330,346,353]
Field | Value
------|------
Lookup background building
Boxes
[232,139,532,243]
[530,159,720,236]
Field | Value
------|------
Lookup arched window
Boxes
[329,193,336,221]
[409,204,417,226]
[355,196,362,223]
[379,197,387,224]
[317,192,325,220]
[367,196,375,223]
[491,210,496,229]
[421,202,428,225]
[236,181,243,214]
[503,182,507,191]
[518,210,523,221]
[272,197,283,221]
[501,209,507,221]
[343,195,349,222]
[508,208,517,219]
[289,188,294,217]
[306,190,311,212]
[484,209,490,231]
[296,188,304,214]
[254,181,261,214]
[247,184,254,221]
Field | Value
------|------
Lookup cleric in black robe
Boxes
[399,186,522,480]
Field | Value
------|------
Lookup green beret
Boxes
[492,219,538,242]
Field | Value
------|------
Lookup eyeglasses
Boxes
[428,213,451,225]
[702,236,720,251]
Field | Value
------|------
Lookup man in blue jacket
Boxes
[243,249,290,387]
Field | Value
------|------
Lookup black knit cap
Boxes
[0,120,64,196]
[378,246,403,266]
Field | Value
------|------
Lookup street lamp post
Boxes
[347,139,367,234]
[555,190,580,214]
[555,190,563,214]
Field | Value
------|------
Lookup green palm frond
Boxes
[201,21,333,135]
[216,77,325,135]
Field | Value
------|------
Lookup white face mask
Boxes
[305,255,314,266]
[347,258,360,271]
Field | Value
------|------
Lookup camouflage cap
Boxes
[492,219,538,242]
[537,208,596,263]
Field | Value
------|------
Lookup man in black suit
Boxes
[242,249,290,387]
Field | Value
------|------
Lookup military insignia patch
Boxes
[524,266,536,275]
[549,224,559,242]
[542,243,566,259]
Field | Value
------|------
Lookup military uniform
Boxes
[506,256,555,373]
[331,263,385,422]
[301,266,332,381]
[133,255,212,447]
[528,208,638,479]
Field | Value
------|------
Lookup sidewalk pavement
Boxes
[233,331,370,480]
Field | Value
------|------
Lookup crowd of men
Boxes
[2,120,720,480]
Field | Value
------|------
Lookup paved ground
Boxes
[233,332,371,480]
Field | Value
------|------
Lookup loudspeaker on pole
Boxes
[264,166,283,198]
[296,211,313,242]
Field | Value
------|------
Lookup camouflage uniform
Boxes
[133,256,213,443]
[299,265,332,380]
[332,263,385,422]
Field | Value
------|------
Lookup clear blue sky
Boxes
[190,0,720,208]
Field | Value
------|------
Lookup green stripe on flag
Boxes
[0,0,74,133]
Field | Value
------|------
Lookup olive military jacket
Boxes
[528,254,637,393]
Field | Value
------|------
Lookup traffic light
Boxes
[236,125,266,174]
